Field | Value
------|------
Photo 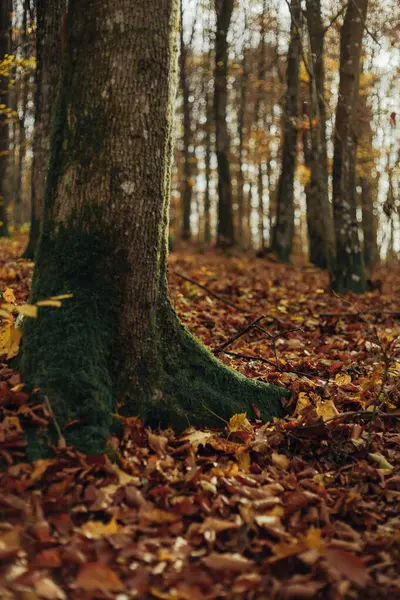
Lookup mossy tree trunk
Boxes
[304,0,335,275]
[23,0,64,259]
[214,0,234,247]
[0,0,12,238]
[331,0,368,293]
[21,0,287,455]
[271,0,301,263]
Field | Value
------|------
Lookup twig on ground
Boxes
[320,310,400,318]
[173,271,250,313]
[214,314,272,354]
[43,395,66,449]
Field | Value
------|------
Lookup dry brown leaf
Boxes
[75,562,124,591]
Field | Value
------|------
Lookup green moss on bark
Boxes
[21,224,120,454]
[129,306,288,432]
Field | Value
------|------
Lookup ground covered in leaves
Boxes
[0,238,399,599]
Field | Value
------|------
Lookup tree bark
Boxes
[0,0,12,237]
[179,4,193,241]
[332,0,368,293]
[23,0,64,258]
[304,0,335,275]
[360,177,377,272]
[22,0,286,455]
[271,0,301,262]
[214,0,234,247]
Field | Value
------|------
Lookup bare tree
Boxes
[332,0,368,293]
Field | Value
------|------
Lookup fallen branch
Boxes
[320,310,400,319]
[173,271,250,313]
[214,314,272,354]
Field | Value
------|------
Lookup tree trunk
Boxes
[331,0,368,293]
[304,0,335,274]
[360,177,377,273]
[214,0,234,247]
[22,0,286,455]
[0,0,12,237]
[271,0,301,262]
[203,89,212,245]
[236,53,247,248]
[23,0,64,259]
[179,4,193,241]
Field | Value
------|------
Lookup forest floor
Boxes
[0,236,399,599]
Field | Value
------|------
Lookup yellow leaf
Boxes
[228,412,253,434]
[1,303,14,312]
[80,516,119,539]
[316,289,325,294]
[36,300,62,308]
[335,373,351,385]
[271,452,290,470]
[16,304,38,318]
[295,392,310,415]
[150,588,178,600]
[49,294,73,301]
[0,323,22,358]
[236,451,251,472]
[368,452,394,471]
[181,430,215,452]
[316,400,339,422]
[3,288,15,303]
[306,527,325,552]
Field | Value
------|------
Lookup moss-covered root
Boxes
[139,321,289,432]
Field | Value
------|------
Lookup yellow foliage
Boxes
[296,164,312,187]
[0,322,22,359]
[16,304,38,318]
[335,373,352,385]
[228,412,253,434]
[316,399,339,422]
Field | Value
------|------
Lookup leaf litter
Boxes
[0,238,399,599]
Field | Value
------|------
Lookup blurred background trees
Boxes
[0,0,399,291]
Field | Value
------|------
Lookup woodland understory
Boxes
[0,236,399,600]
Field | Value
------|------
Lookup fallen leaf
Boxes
[75,562,124,591]
[316,400,339,422]
[202,552,255,572]
[326,548,369,587]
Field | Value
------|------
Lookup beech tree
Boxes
[271,0,301,263]
[332,0,368,293]
[0,0,12,238]
[21,0,286,454]
[179,3,194,241]
[303,0,335,274]
[214,0,234,247]
[23,0,64,258]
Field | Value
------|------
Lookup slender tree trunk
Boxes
[204,86,212,245]
[23,0,64,259]
[179,4,193,241]
[214,0,234,247]
[236,55,247,248]
[0,0,12,237]
[256,0,267,252]
[22,0,286,455]
[332,0,368,293]
[360,176,377,273]
[304,0,335,274]
[271,0,301,262]
[14,0,30,228]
